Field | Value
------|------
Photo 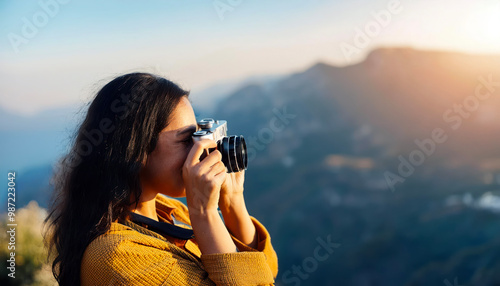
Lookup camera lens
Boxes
[218,135,247,173]
[235,136,247,170]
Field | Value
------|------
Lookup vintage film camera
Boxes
[192,118,247,173]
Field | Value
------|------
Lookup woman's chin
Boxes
[159,189,186,198]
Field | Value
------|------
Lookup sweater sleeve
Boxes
[228,216,279,279]
[199,216,278,285]
[165,197,279,280]
[81,233,214,286]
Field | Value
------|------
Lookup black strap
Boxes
[128,212,194,240]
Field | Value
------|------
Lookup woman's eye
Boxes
[181,137,193,146]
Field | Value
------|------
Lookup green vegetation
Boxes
[0,201,56,286]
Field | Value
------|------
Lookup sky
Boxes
[1,0,500,115]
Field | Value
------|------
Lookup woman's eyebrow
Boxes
[176,125,197,137]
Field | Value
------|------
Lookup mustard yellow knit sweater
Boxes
[80,194,278,285]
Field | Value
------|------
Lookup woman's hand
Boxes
[182,139,227,216]
[183,140,256,249]
[219,169,245,212]
[182,138,238,254]
[219,169,258,248]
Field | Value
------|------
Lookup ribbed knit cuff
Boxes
[200,251,274,286]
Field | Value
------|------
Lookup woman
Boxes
[43,73,278,285]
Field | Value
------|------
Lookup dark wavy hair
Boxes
[43,73,189,286]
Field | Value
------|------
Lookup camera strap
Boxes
[128,211,195,240]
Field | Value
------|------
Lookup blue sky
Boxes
[1,0,500,114]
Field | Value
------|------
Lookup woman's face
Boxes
[139,96,198,198]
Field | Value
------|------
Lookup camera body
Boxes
[192,118,228,142]
[192,118,247,173]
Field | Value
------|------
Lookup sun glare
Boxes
[464,2,500,47]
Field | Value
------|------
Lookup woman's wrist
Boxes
[219,193,258,248]
[188,205,220,219]
[219,191,245,213]
[189,207,238,254]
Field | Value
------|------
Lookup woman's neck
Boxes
[129,191,159,222]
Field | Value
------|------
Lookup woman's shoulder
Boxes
[80,222,179,285]
[82,223,164,259]
[82,224,127,264]
[81,195,191,271]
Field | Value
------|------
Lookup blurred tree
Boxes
[1,201,56,286]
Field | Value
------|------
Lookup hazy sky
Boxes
[1,0,500,115]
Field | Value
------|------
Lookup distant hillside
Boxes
[212,47,500,285]
[216,47,500,171]
[190,73,285,116]
[0,164,54,210]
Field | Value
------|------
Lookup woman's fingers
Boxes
[196,150,224,174]
[211,164,227,184]
[183,139,228,213]
[198,161,226,187]
[209,161,227,177]
[184,139,225,175]
[184,139,218,167]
